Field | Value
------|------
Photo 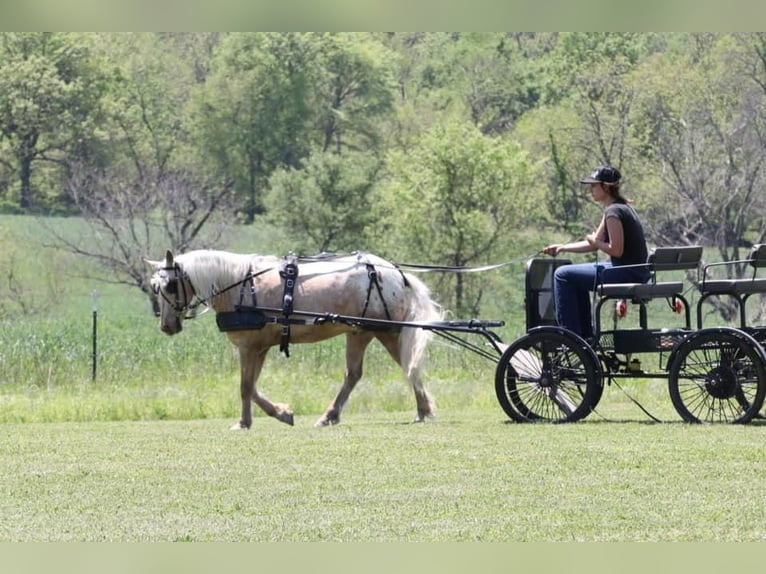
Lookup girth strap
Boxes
[279,254,299,357]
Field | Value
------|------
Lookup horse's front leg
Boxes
[232,346,293,430]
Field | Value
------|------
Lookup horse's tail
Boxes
[399,272,444,379]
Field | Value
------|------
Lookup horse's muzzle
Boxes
[160,320,183,335]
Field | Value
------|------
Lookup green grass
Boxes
[2,412,766,541]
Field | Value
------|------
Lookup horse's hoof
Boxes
[230,421,250,431]
[281,412,294,426]
[413,413,435,423]
[314,416,339,427]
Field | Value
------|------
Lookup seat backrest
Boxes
[648,245,703,272]
[524,257,572,330]
[748,244,766,269]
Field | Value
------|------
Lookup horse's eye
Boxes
[166,279,178,294]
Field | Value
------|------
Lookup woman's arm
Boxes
[587,216,624,257]
[543,216,604,256]
[542,239,597,256]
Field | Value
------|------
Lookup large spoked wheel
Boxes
[668,328,766,424]
[495,328,602,423]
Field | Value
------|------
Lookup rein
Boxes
[393,253,543,273]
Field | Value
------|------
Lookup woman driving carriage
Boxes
[542,164,650,341]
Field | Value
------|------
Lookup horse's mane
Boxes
[175,250,280,301]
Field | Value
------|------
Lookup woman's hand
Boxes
[543,244,563,256]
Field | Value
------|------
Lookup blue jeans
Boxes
[553,262,650,339]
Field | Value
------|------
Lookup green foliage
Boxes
[3,33,766,342]
[312,32,398,153]
[0,33,108,209]
[375,117,544,315]
[95,33,196,176]
[265,150,379,254]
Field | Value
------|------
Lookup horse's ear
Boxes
[165,249,174,266]
[144,257,162,269]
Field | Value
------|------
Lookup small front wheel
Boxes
[495,328,602,423]
[668,329,766,424]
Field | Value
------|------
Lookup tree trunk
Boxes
[18,134,37,209]
[19,152,33,209]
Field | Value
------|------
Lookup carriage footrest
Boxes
[216,309,269,332]
[610,328,688,353]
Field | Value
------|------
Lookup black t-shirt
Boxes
[604,202,648,266]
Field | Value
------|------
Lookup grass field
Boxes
[3,214,766,543]
[2,411,766,542]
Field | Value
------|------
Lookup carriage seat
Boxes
[597,246,703,303]
[699,244,766,297]
[697,244,766,328]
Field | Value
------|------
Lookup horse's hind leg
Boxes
[315,331,374,427]
[376,331,434,422]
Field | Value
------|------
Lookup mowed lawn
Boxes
[2,409,766,542]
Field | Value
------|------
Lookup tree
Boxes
[312,33,397,153]
[48,33,234,314]
[190,32,316,222]
[191,33,398,222]
[374,117,544,316]
[511,33,666,236]
[53,165,233,314]
[630,34,766,321]
[265,150,379,254]
[0,33,106,210]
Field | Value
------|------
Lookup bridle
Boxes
[152,262,273,319]
[153,264,200,317]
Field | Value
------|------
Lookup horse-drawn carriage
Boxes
[496,244,766,424]
[148,243,766,427]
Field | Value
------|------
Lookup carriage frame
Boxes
[493,244,766,424]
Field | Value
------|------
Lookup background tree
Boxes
[313,33,397,153]
[630,34,766,321]
[0,32,106,210]
[48,33,233,313]
[265,150,379,254]
[517,33,664,236]
[374,117,544,316]
[190,32,316,222]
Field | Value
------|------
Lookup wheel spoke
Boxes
[496,330,601,423]
[669,330,766,424]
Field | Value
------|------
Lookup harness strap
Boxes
[362,262,393,320]
[279,254,299,357]
[237,265,258,310]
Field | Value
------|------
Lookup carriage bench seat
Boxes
[697,244,766,328]
[598,280,683,301]
[699,277,766,296]
[596,245,703,303]
[699,244,766,296]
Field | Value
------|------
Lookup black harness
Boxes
[361,262,392,320]
[278,254,299,357]
[214,252,399,357]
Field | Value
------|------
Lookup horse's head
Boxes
[147,249,197,335]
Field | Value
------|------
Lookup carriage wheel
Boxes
[668,329,766,424]
[494,329,602,423]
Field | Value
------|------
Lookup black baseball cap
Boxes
[580,164,621,185]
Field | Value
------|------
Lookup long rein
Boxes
[173,250,545,317]
[173,265,277,317]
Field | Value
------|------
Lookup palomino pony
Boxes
[148,249,443,429]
